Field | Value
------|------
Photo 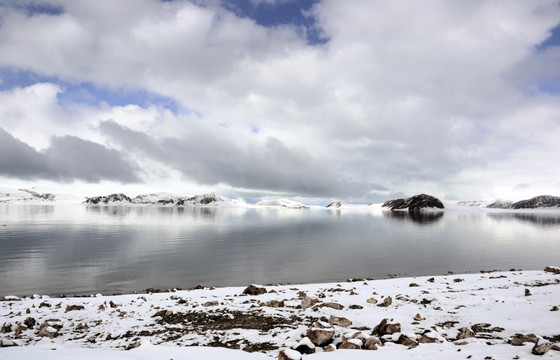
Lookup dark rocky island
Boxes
[382,194,444,212]
[510,195,560,209]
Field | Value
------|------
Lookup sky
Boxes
[1,0,560,204]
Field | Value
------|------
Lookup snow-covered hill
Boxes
[0,188,56,203]
[255,199,309,209]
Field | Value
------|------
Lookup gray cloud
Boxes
[0,128,140,183]
[99,120,385,198]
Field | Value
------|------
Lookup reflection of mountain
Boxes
[382,209,444,224]
[487,212,560,226]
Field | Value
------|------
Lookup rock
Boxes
[312,321,331,329]
[382,194,444,212]
[242,285,267,296]
[23,317,35,329]
[418,334,438,343]
[83,193,132,204]
[324,344,336,352]
[38,326,58,338]
[397,334,418,348]
[326,201,342,208]
[349,304,363,309]
[329,316,352,327]
[532,341,553,355]
[1,322,12,333]
[544,266,560,274]
[551,305,559,311]
[307,328,335,346]
[409,283,420,287]
[525,289,531,296]
[372,319,401,336]
[0,339,18,347]
[264,300,284,308]
[511,333,538,346]
[65,304,85,312]
[378,296,392,307]
[278,349,302,360]
[203,301,219,307]
[301,296,318,310]
[323,302,344,310]
[471,323,491,333]
[414,313,424,321]
[366,297,378,304]
[364,336,381,350]
[293,337,315,355]
[14,325,27,336]
[456,327,475,340]
[339,339,362,349]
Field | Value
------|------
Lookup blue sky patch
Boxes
[221,0,327,44]
[536,23,560,51]
[0,68,182,114]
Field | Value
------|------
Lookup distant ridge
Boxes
[83,192,230,206]
[456,195,560,209]
[382,194,444,212]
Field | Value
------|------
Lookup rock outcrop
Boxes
[382,194,444,212]
[84,193,132,204]
[511,195,560,209]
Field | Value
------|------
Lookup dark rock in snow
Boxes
[84,193,132,204]
[307,328,334,346]
[382,194,444,212]
[544,266,560,275]
[242,285,267,296]
[486,199,513,209]
[372,319,401,336]
[176,193,225,206]
[326,201,342,208]
[532,341,553,355]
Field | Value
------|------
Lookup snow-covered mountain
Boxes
[486,199,514,209]
[83,192,236,206]
[255,199,309,209]
[456,200,489,207]
[0,188,56,203]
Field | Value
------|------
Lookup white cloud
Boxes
[1,0,560,201]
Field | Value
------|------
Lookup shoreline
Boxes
[2,268,559,359]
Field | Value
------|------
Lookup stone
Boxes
[414,313,424,321]
[307,328,335,346]
[397,334,418,348]
[532,342,553,355]
[15,325,27,336]
[242,285,267,296]
[1,322,12,333]
[323,302,344,310]
[544,266,560,274]
[293,337,315,355]
[372,319,401,336]
[339,339,362,349]
[265,300,284,308]
[349,304,363,309]
[409,283,420,287]
[0,339,18,347]
[23,317,35,329]
[38,326,58,338]
[278,349,302,360]
[418,334,438,343]
[329,316,352,327]
[551,305,559,311]
[301,296,319,310]
[510,333,538,346]
[324,344,336,352]
[366,297,378,304]
[378,296,392,307]
[364,336,381,350]
[456,327,475,340]
[203,301,219,307]
[65,304,85,312]
[525,289,531,296]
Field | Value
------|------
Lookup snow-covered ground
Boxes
[2,268,559,359]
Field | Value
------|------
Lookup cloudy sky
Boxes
[1,0,560,203]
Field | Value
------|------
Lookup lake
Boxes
[1,204,559,297]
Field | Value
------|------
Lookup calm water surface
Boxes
[1,204,559,296]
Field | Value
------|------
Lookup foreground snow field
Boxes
[2,269,559,359]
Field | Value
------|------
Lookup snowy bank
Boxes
[1,268,560,359]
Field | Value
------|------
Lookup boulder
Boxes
[372,319,401,336]
[339,339,362,349]
[307,328,335,346]
[366,297,378,304]
[378,296,392,307]
[301,296,319,310]
[418,334,438,343]
[278,349,302,360]
[532,342,553,355]
[38,326,58,338]
[242,285,267,296]
[456,327,474,340]
[0,339,18,347]
[364,336,381,350]
[323,302,344,310]
[544,266,560,275]
[293,337,315,355]
[329,316,352,327]
[397,334,418,348]
[511,333,538,346]
[324,344,336,352]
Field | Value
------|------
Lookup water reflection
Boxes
[487,212,560,227]
[382,210,444,225]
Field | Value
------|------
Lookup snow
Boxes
[2,269,559,359]
[255,199,309,208]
